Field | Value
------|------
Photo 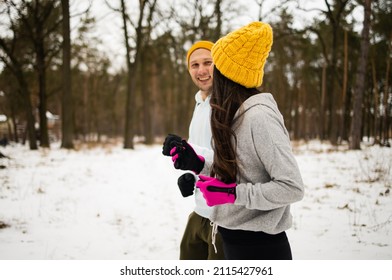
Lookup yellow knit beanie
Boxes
[211,22,273,88]
[186,40,214,68]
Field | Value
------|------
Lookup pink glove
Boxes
[196,175,236,206]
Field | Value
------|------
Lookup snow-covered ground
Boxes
[0,140,391,260]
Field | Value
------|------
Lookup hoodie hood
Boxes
[234,93,281,121]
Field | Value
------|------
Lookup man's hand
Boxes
[170,140,205,174]
[177,173,196,197]
[162,134,182,156]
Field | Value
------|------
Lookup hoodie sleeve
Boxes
[199,156,213,176]
[188,142,213,162]
[234,104,304,210]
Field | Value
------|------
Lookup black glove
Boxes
[177,173,196,197]
[162,134,182,156]
[171,140,205,174]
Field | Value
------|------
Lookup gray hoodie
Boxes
[201,93,304,234]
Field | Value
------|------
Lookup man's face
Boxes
[188,48,214,93]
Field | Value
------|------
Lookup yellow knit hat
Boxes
[211,22,273,88]
[186,40,214,68]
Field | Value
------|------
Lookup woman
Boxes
[164,22,304,260]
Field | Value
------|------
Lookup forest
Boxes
[0,0,391,150]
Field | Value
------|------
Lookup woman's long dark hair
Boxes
[210,66,259,183]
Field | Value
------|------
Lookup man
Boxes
[164,41,224,259]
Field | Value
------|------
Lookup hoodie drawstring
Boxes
[210,222,218,254]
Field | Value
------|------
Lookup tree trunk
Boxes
[20,82,38,150]
[339,29,348,143]
[61,0,74,149]
[320,63,327,140]
[328,27,339,145]
[371,58,380,143]
[30,2,58,148]
[381,33,391,145]
[350,0,371,150]
[141,49,153,144]
[36,38,50,148]
[8,95,19,143]
[122,0,139,149]
[213,0,222,41]
[0,39,38,150]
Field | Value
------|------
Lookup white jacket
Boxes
[188,91,214,218]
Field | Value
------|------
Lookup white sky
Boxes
[70,0,364,73]
[0,0,364,74]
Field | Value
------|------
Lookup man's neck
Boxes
[200,90,210,101]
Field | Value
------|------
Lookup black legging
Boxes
[218,227,292,260]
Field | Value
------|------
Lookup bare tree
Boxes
[213,0,222,41]
[20,0,62,147]
[349,0,371,149]
[381,34,391,145]
[299,0,351,143]
[115,0,150,149]
[5,0,63,148]
[60,0,74,149]
[0,2,38,150]
[0,40,38,150]
[254,0,292,22]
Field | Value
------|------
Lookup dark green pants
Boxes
[180,211,225,260]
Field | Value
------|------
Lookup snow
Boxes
[0,140,391,260]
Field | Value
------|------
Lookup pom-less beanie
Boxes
[186,41,214,68]
[211,22,273,88]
